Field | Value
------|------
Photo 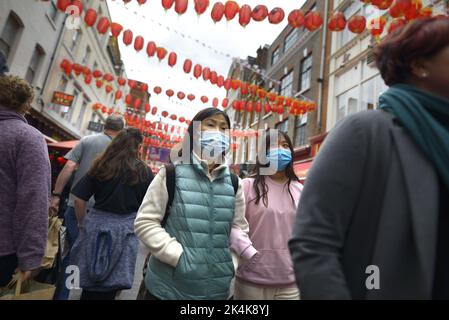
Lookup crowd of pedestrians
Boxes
[1,17,449,300]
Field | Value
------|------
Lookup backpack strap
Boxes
[230,173,239,195]
[161,163,176,227]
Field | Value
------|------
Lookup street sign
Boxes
[87,121,104,133]
[51,91,75,107]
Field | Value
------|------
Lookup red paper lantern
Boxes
[210,71,218,84]
[240,82,249,95]
[168,52,177,67]
[264,103,271,114]
[212,98,219,108]
[105,85,113,94]
[193,64,202,79]
[157,47,168,60]
[328,11,347,32]
[134,36,144,52]
[162,0,175,10]
[128,80,137,89]
[372,0,394,10]
[92,70,103,78]
[388,18,407,33]
[177,91,186,100]
[183,59,192,73]
[125,94,132,105]
[304,11,323,31]
[348,15,366,34]
[175,0,188,15]
[137,0,147,5]
[103,73,114,82]
[96,80,103,88]
[117,77,126,86]
[239,5,252,27]
[166,89,174,98]
[123,30,133,46]
[187,94,195,101]
[268,8,285,24]
[170,114,177,121]
[194,0,209,15]
[115,90,123,100]
[249,84,258,96]
[222,98,229,108]
[224,1,239,21]
[134,98,142,110]
[101,105,107,113]
[144,102,150,113]
[288,9,305,28]
[224,78,232,91]
[231,79,240,91]
[211,2,225,23]
[217,76,224,87]
[97,17,110,34]
[141,83,149,92]
[111,23,123,38]
[154,86,162,95]
[73,63,83,75]
[202,67,211,81]
[252,5,268,22]
[151,107,158,115]
[57,0,71,11]
[84,74,92,85]
[144,42,156,58]
[201,96,209,104]
[84,8,98,27]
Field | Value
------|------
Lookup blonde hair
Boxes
[0,75,34,114]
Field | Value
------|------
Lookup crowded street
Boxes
[1,0,449,309]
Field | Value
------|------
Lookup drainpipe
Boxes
[316,0,329,132]
[39,15,68,112]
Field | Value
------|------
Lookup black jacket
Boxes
[289,110,440,299]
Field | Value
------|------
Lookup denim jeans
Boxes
[53,206,79,300]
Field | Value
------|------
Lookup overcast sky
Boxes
[107,0,306,126]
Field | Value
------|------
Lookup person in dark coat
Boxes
[288,16,449,299]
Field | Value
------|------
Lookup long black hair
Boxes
[179,107,231,158]
[89,127,148,185]
[251,129,299,207]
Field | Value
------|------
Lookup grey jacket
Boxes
[289,110,439,299]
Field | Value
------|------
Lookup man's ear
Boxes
[410,58,430,79]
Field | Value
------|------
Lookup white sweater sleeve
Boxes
[134,167,183,268]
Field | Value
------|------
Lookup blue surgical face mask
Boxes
[199,131,230,158]
[267,148,292,171]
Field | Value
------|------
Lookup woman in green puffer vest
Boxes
[135,108,254,300]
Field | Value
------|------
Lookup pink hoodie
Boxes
[230,177,303,287]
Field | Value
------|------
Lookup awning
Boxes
[47,140,79,150]
[294,159,313,180]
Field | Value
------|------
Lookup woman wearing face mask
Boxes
[134,108,251,300]
[230,130,302,300]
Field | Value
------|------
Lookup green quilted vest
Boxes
[145,159,236,300]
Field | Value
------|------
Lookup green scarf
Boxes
[379,84,449,191]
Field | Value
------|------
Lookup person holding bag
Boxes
[70,128,153,300]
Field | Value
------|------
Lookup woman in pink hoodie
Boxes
[230,130,302,300]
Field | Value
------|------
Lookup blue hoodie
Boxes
[0,105,51,270]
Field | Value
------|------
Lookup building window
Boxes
[300,54,313,92]
[284,29,298,53]
[275,119,289,133]
[294,113,308,147]
[71,29,82,52]
[48,0,59,22]
[82,46,91,65]
[280,70,294,97]
[0,13,23,60]
[26,45,45,85]
[63,85,80,121]
[295,124,307,147]
[271,47,280,66]
[76,99,88,129]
